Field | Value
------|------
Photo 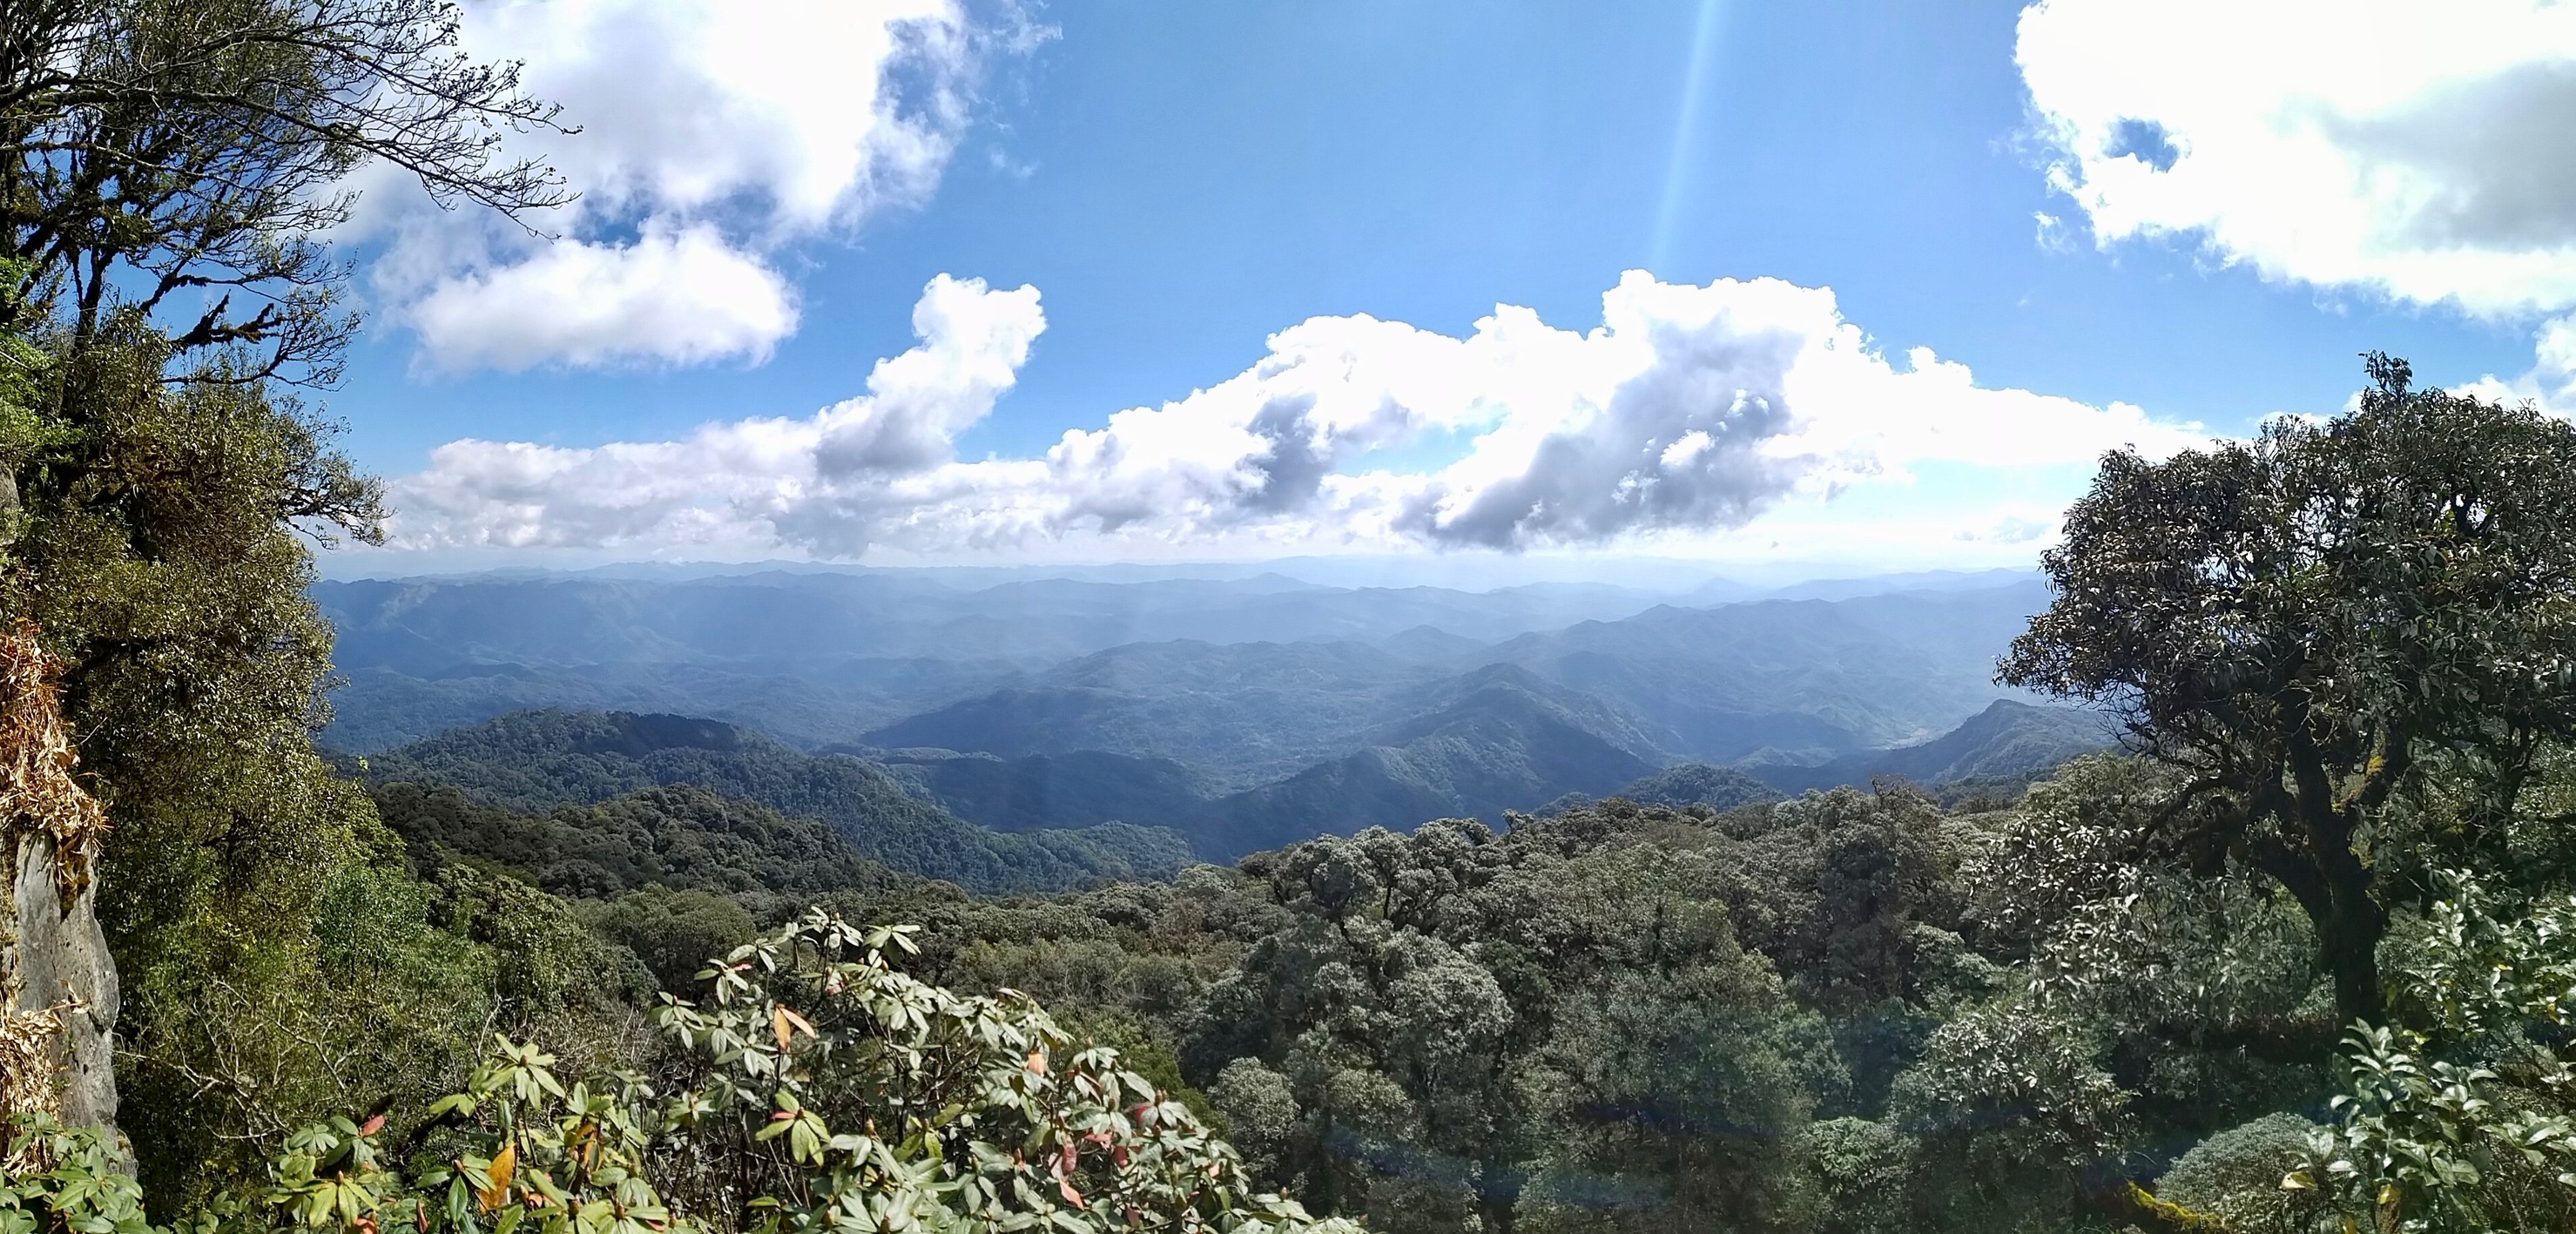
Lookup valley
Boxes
[321,566,2116,872]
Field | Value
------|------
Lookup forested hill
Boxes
[353,710,1190,892]
[1753,699,2122,795]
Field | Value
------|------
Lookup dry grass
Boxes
[0,1001,61,1120]
[0,620,105,901]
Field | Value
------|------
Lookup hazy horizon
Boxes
[312,546,2046,596]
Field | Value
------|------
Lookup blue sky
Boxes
[326,0,2576,576]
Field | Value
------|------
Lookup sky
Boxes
[320,0,2576,579]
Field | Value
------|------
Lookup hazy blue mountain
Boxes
[850,583,2044,784]
[1754,699,2121,794]
[1373,624,1492,661]
[1480,582,2050,762]
[1203,671,1656,858]
[316,570,1677,752]
[1370,663,1667,763]
[314,571,2080,859]
[851,668,1658,858]
[317,570,1672,671]
[866,748,1217,833]
[860,639,1454,787]
[356,710,1190,892]
[324,655,1025,753]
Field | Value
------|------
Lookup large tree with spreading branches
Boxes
[2001,354,2576,1028]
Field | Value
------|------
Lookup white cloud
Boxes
[367,0,1004,372]
[386,271,2203,559]
[404,224,799,372]
[2457,313,2576,415]
[2018,0,2576,317]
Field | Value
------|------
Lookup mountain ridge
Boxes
[356,710,1191,892]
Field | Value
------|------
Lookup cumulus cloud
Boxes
[386,272,2202,558]
[403,224,799,371]
[2017,0,2576,316]
[365,0,1006,372]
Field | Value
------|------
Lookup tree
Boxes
[0,0,571,1197]
[0,0,565,385]
[2000,355,2576,1026]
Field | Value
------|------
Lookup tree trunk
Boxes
[2318,880,2386,1028]
[2270,747,2391,1028]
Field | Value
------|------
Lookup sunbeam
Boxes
[1649,0,1730,274]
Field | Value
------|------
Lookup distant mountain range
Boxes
[318,567,2109,861]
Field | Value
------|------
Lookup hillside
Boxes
[1613,763,1783,810]
[867,748,1217,833]
[856,639,1450,787]
[372,780,910,899]
[1480,582,2047,761]
[1203,670,1657,857]
[314,571,2047,763]
[359,710,1191,892]
[849,583,2043,784]
[326,654,1022,755]
[860,673,1661,860]
[1754,698,2121,794]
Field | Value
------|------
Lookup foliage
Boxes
[0,329,421,1203]
[2,1113,153,1234]
[1186,805,1851,1232]
[2002,355,2576,1025]
[3,913,1357,1234]
[0,0,587,1212]
[2288,872,2576,1231]
[580,888,758,996]
[374,780,910,901]
[1608,763,1780,812]
[2152,1113,2319,1234]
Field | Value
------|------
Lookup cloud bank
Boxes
[386,272,2203,558]
[2019,0,2576,401]
[2020,0,2576,314]
[358,0,1010,373]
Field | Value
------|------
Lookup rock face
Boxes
[3,831,119,1129]
[0,624,120,1150]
